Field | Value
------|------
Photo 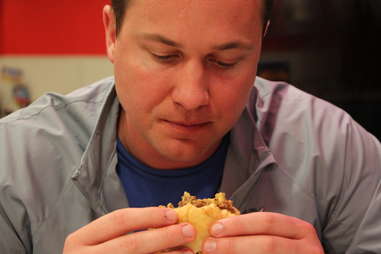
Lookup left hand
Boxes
[202,212,324,254]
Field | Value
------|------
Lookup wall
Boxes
[0,57,112,99]
[0,0,112,101]
[1,0,108,55]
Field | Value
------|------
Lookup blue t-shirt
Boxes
[116,135,229,207]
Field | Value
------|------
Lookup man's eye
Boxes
[152,53,179,62]
[207,58,237,69]
[215,61,237,69]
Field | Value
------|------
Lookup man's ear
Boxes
[103,5,117,63]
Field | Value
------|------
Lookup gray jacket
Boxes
[1,77,381,253]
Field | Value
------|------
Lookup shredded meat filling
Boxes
[177,192,239,214]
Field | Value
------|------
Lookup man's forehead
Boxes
[120,0,264,45]
[125,0,263,16]
[124,0,263,27]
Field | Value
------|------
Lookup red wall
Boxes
[1,0,110,55]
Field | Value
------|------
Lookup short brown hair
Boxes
[111,0,274,35]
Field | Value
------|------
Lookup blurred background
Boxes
[1,0,380,139]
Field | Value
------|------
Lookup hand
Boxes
[63,207,195,254]
[202,212,324,254]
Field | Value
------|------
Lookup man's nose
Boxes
[171,61,210,111]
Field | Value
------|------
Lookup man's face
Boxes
[104,0,263,169]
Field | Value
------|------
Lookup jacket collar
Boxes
[221,84,278,210]
[71,82,127,216]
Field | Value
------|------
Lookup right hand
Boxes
[63,207,195,254]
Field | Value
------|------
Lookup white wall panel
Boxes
[0,56,113,100]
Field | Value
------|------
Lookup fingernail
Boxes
[204,239,217,252]
[165,209,177,223]
[211,222,224,236]
[182,224,194,238]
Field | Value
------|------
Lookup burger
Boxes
[163,192,240,254]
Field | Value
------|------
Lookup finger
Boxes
[202,235,302,254]
[210,212,315,239]
[96,222,195,254]
[69,207,178,245]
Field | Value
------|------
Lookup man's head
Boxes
[103,0,267,169]
[111,0,274,35]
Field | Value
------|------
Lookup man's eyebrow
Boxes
[213,41,254,51]
[139,34,253,51]
[140,33,182,48]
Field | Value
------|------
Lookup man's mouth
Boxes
[167,120,210,127]
[161,119,212,132]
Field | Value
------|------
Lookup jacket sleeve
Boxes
[0,201,28,253]
[345,122,381,254]
[0,121,31,254]
[322,117,381,253]
[347,180,381,253]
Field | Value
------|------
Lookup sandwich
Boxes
[163,192,240,254]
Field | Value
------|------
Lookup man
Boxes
[1,0,381,253]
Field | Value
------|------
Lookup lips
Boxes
[160,119,212,134]
[167,120,210,127]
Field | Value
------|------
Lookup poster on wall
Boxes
[0,66,31,117]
